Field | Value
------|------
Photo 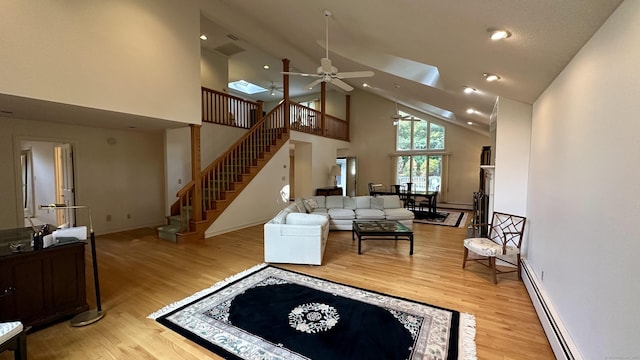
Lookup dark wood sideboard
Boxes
[315,187,343,196]
[0,227,88,329]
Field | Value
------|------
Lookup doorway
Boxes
[336,157,357,197]
[20,140,76,228]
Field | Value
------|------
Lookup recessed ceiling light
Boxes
[466,108,475,114]
[467,121,473,125]
[488,28,512,41]
[463,86,476,94]
[362,83,370,88]
[263,65,270,70]
[483,73,501,82]
[199,34,208,40]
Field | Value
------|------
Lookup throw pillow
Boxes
[271,209,289,224]
[294,198,306,213]
[303,198,318,213]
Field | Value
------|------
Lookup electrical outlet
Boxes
[178,178,182,184]
[106,214,111,221]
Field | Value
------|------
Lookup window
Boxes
[396,113,444,151]
[395,113,445,193]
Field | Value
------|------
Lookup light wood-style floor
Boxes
[2,219,555,360]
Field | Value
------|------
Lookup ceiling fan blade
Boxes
[335,70,374,79]
[331,78,354,92]
[305,78,324,89]
[281,71,321,78]
[320,58,333,74]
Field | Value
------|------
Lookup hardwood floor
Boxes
[1,220,555,359]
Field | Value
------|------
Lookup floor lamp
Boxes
[40,204,105,326]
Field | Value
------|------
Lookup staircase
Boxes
[159,99,290,242]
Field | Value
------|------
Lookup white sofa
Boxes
[263,195,414,265]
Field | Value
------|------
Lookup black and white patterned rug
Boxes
[413,210,468,227]
[149,264,476,360]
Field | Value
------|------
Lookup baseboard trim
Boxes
[521,259,581,360]
[438,202,473,210]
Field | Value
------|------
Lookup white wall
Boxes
[292,142,313,197]
[290,132,350,195]
[205,142,291,237]
[0,0,201,124]
[346,89,489,202]
[527,1,640,357]
[201,48,229,92]
[494,97,532,216]
[2,117,166,234]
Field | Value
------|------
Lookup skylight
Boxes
[228,80,267,95]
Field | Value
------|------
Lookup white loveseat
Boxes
[263,195,414,265]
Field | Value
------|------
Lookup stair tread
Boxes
[157,224,181,233]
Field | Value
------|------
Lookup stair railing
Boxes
[202,87,262,128]
[175,101,288,232]
[288,102,348,141]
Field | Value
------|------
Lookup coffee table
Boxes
[352,220,414,255]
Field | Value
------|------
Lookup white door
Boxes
[54,143,76,227]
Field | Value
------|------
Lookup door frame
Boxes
[13,136,77,228]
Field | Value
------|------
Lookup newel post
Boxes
[282,58,290,129]
[321,82,327,135]
[346,94,351,141]
[257,100,264,123]
[190,124,202,222]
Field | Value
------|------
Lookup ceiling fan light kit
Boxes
[281,9,374,92]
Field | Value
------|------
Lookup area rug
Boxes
[149,264,476,360]
[413,210,468,228]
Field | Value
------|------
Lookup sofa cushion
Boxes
[371,197,384,210]
[355,208,385,220]
[311,196,326,209]
[379,195,403,209]
[285,212,329,226]
[384,208,415,220]
[328,208,355,220]
[325,195,345,209]
[343,197,356,210]
[354,196,372,209]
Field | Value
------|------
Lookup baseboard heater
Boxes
[521,259,581,360]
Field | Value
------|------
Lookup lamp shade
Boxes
[330,165,341,176]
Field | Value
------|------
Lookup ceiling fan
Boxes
[267,81,283,96]
[391,100,419,125]
[282,9,374,92]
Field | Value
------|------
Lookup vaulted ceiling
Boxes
[199,0,623,134]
